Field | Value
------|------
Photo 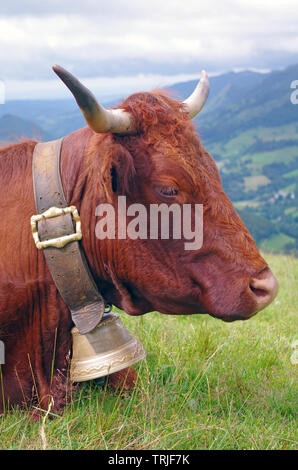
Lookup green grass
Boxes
[244,175,270,191]
[207,122,298,161]
[234,200,260,209]
[281,183,296,193]
[284,168,298,179]
[0,254,297,450]
[260,234,296,253]
[246,147,298,170]
[284,207,298,219]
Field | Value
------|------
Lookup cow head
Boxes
[54,65,278,322]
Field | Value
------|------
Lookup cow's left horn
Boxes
[52,65,134,134]
[183,70,210,119]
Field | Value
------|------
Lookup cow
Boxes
[0,66,278,416]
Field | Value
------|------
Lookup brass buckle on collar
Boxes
[31,205,82,250]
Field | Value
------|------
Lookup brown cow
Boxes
[0,66,277,415]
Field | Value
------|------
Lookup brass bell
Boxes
[70,312,146,382]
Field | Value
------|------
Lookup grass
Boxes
[260,234,296,253]
[246,147,298,169]
[0,254,297,450]
[244,175,270,191]
[234,200,260,209]
[284,168,298,179]
[207,122,298,161]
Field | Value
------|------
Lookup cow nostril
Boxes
[249,269,278,307]
[249,284,268,298]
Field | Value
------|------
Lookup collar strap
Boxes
[31,138,105,334]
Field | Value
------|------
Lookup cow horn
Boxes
[183,70,210,119]
[52,65,134,134]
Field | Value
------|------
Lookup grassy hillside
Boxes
[0,253,297,450]
[195,65,298,256]
[0,114,52,142]
[169,65,298,256]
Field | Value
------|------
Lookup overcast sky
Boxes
[1,0,298,99]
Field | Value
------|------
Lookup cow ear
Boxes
[97,140,136,201]
[111,165,118,192]
[110,144,136,196]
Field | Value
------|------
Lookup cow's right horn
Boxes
[183,70,210,119]
[53,65,134,134]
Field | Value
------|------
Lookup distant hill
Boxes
[0,113,52,142]
[168,69,266,114]
[0,65,297,255]
[0,98,112,139]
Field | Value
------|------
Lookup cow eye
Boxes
[158,186,179,198]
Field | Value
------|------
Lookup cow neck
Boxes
[59,128,109,288]
[32,133,108,335]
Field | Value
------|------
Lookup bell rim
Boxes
[70,337,146,382]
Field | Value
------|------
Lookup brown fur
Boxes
[0,90,268,414]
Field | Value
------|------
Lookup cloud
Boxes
[4,72,210,101]
[0,0,297,97]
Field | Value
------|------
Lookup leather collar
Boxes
[31,138,106,334]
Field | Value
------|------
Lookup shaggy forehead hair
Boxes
[85,90,222,205]
[119,91,220,190]
[118,90,202,163]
